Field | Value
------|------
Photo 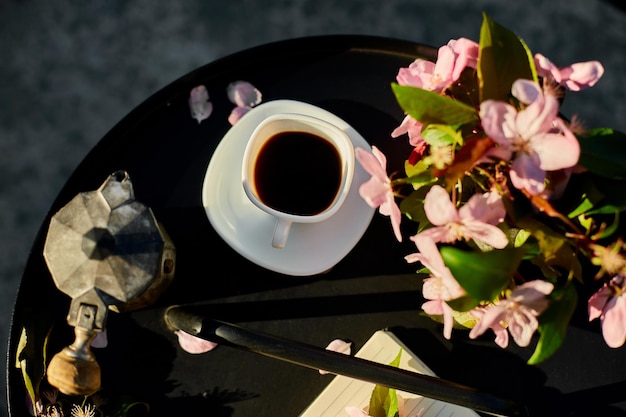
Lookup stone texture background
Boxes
[1,0,625,412]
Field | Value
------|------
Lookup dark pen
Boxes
[165,305,528,417]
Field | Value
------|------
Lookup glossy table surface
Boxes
[7,35,626,417]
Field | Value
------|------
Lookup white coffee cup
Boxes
[242,113,355,249]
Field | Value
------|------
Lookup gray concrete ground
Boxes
[1,0,625,414]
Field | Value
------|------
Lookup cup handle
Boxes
[272,218,292,249]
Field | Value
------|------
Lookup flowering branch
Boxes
[356,12,626,363]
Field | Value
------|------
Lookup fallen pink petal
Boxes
[175,330,219,354]
[227,80,262,107]
[325,338,352,355]
[319,339,352,374]
[188,85,213,124]
[228,106,251,125]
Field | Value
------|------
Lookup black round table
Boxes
[7,35,626,417]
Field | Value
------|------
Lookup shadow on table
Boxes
[93,313,254,417]
[23,291,624,417]
[390,326,626,417]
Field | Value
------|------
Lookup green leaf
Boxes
[440,246,525,303]
[392,83,478,126]
[403,160,437,189]
[368,349,402,417]
[587,176,626,215]
[404,158,430,178]
[563,173,626,218]
[15,309,54,415]
[517,217,583,281]
[389,348,402,368]
[447,293,481,312]
[528,283,577,364]
[594,211,621,240]
[16,329,37,415]
[509,228,541,259]
[421,124,461,147]
[478,12,537,102]
[578,129,626,179]
[399,187,430,229]
[567,195,596,219]
[451,310,479,329]
[404,173,438,189]
[423,309,479,329]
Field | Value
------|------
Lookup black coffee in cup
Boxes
[253,131,341,216]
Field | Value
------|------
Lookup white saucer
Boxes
[202,99,375,276]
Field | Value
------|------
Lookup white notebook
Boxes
[299,329,479,417]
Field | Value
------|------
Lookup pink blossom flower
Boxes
[188,85,213,124]
[396,59,439,91]
[356,146,403,242]
[405,236,465,339]
[588,275,626,348]
[421,278,458,341]
[392,38,478,152]
[441,37,480,82]
[480,79,580,195]
[534,53,605,91]
[391,114,427,156]
[396,37,479,93]
[416,185,508,248]
[405,235,465,297]
[470,306,509,348]
[469,280,554,347]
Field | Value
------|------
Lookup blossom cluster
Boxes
[357,14,625,363]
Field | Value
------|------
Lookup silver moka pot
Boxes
[43,170,176,395]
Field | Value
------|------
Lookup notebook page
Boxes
[299,329,479,417]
